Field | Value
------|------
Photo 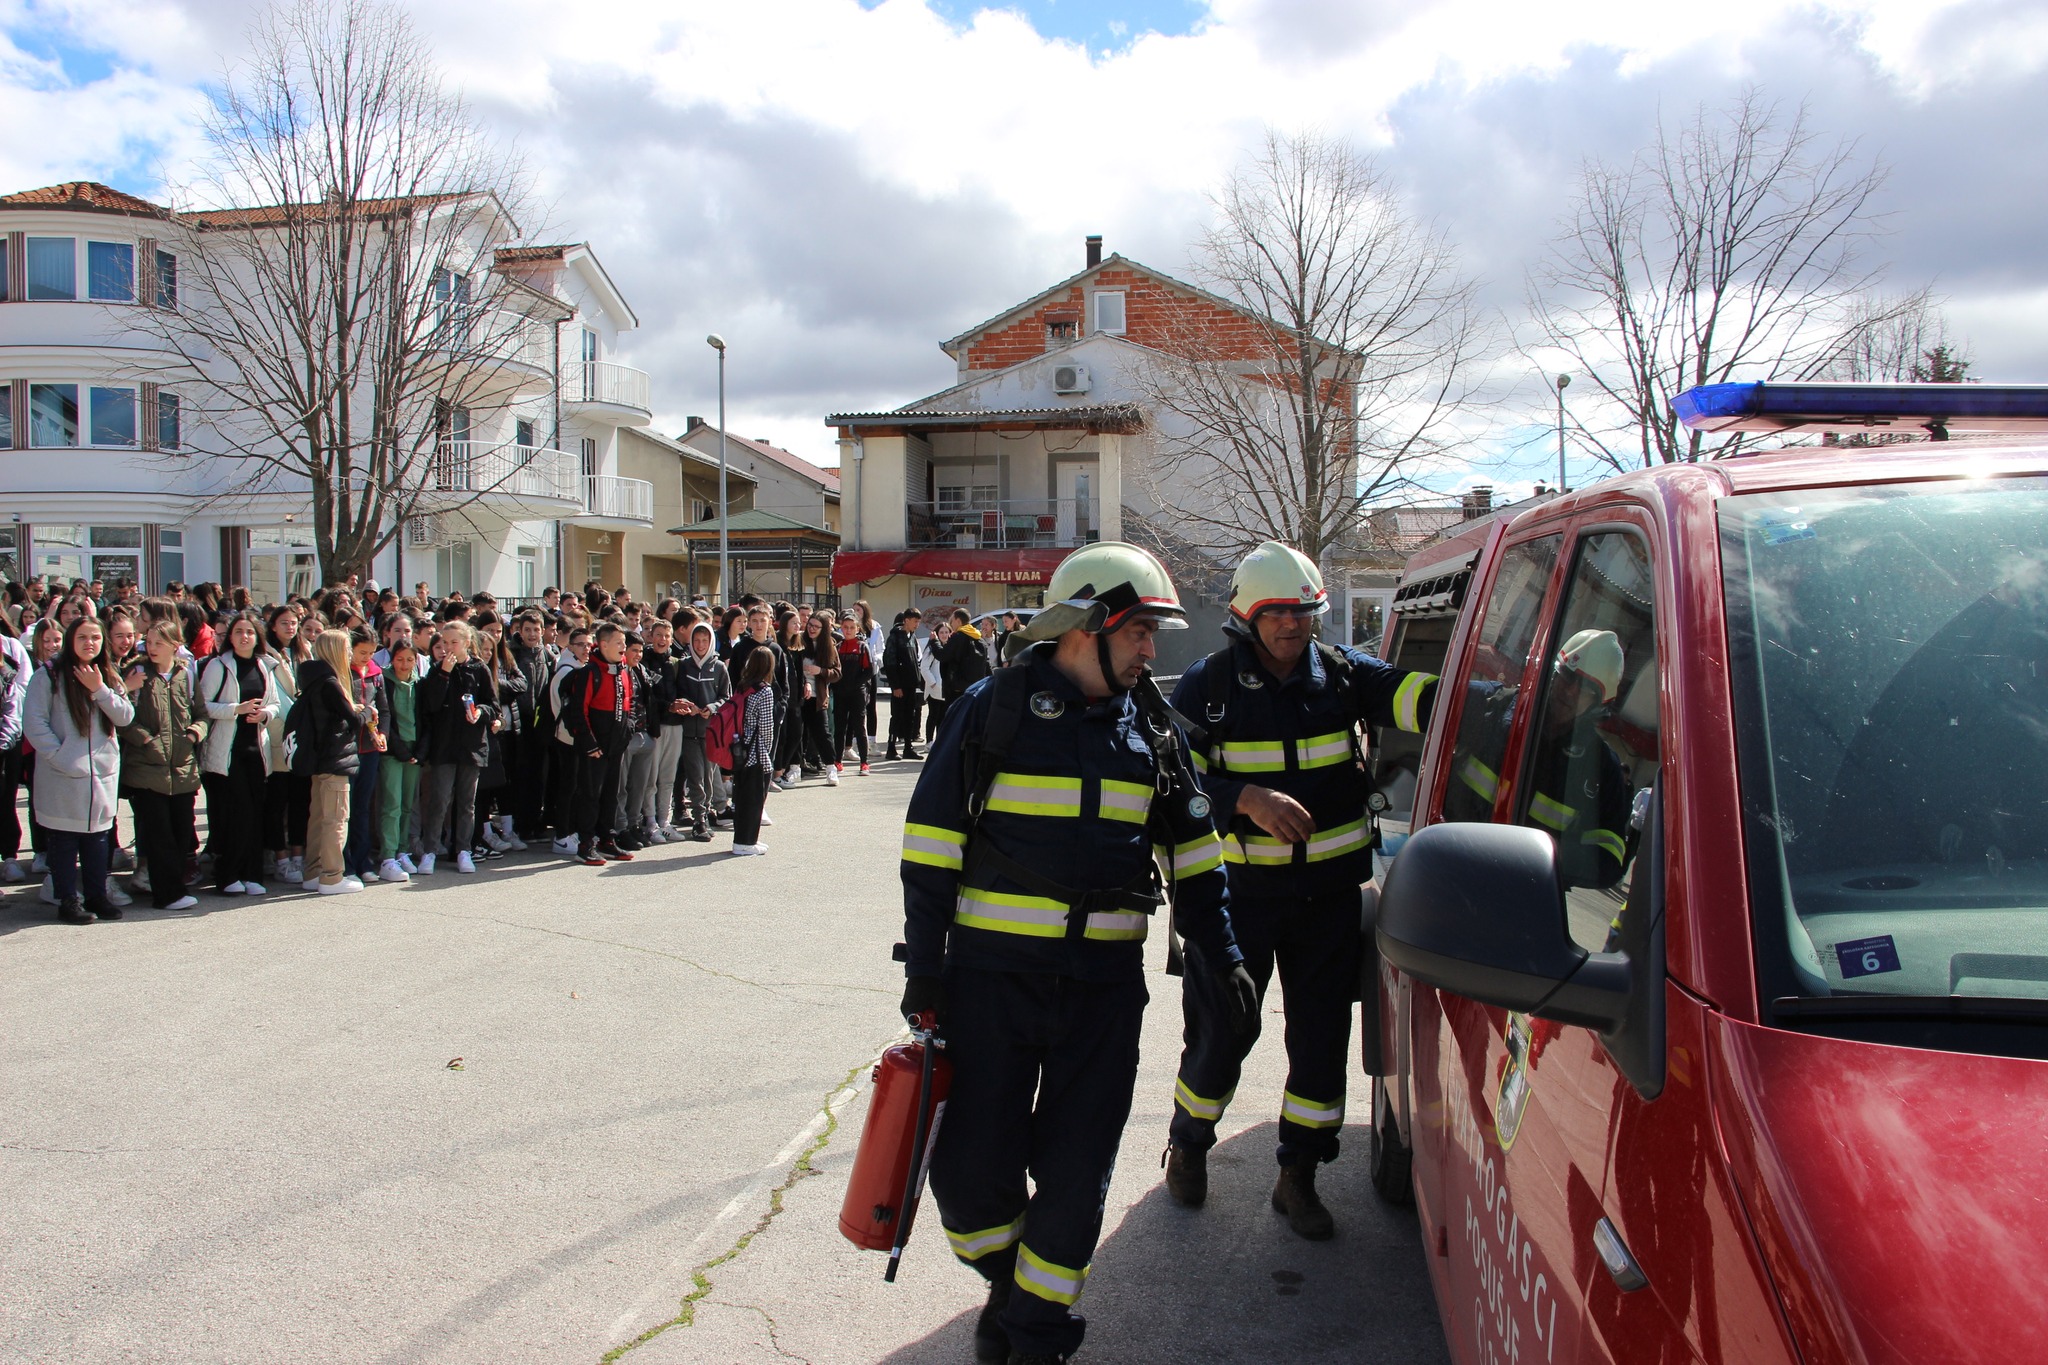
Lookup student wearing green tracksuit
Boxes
[375,639,422,881]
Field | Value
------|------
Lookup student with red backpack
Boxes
[562,622,635,866]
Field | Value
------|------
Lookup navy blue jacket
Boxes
[1173,638,1437,899]
[901,646,1241,985]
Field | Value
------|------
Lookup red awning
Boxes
[832,548,1073,587]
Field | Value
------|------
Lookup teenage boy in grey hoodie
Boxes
[671,621,732,841]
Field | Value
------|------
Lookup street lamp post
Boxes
[1554,373,1571,494]
[707,334,730,602]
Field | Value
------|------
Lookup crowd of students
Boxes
[0,574,991,926]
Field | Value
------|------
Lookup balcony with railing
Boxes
[429,308,556,389]
[426,440,580,513]
[907,498,1101,550]
[568,473,655,528]
[562,360,653,424]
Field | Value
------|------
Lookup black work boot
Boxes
[1163,1142,1208,1207]
[974,1275,1013,1362]
[1007,1355,1069,1365]
[904,744,923,760]
[885,745,899,762]
[1272,1159,1335,1240]
[58,896,94,925]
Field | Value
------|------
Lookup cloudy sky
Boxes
[4,0,2046,490]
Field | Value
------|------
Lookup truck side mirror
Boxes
[1377,822,1631,1032]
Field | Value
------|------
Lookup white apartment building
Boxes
[0,181,654,601]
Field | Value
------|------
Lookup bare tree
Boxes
[140,0,547,586]
[1134,130,1483,569]
[1829,292,1969,382]
[1531,91,1917,468]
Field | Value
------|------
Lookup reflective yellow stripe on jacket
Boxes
[1221,833,1295,866]
[1217,739,1288,773]
[1528,791,1575,832]
[1458,755,1499,804]
[1303,817,1370,862]
[1295,730,1353,770]
[1392,672,1437,733]
[1170,832,1223,880]
[1582,828,1626,863]
[1098,778,1152,824]
[954,888,1150,943]
[901,822,966,870]
[984,772,1083,817]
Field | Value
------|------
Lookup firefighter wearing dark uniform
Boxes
[1163,541,1440,1240]
[1443,627,1632,889]
[899,542,1256,1365]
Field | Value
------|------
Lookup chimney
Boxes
[685,416,703,431]
[1085,235,1103,269]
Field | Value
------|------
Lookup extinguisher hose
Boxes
[885,1022,939,1283]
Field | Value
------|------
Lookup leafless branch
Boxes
[1134,130,1486,569]
[131,0,542,586]
[1528,90,1903,467]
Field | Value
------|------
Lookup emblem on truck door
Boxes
[1496,1012,1534,1150]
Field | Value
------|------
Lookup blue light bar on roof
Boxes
[1673,382,2048,435]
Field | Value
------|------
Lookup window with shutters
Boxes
[158,392,182,451]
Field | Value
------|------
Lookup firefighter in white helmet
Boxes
[898,541,1255,1365]
[1162,540,1441,1239]
[1446,626,1633,888]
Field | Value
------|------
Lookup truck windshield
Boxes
[1723,479,2048,1040]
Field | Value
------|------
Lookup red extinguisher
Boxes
[839,1009,953,1281]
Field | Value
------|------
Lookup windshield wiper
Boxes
[1774,995,2048,1023]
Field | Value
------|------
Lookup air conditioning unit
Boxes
[1052,364,1091,395]
[407,515,447,548]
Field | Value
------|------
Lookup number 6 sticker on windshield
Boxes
[1834,934,1902,979]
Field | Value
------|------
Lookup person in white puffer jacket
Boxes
[21,617,134,924]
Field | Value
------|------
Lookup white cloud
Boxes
[3,0,2046,471]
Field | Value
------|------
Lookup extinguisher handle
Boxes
[905,1009,942,1042]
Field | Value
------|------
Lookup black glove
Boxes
[1216,964,1260,1036]
[900,974,946,1028]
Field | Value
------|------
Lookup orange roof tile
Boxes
[0,181,167,218]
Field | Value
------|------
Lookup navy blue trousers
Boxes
[1170,888,1360,1166]
[929,965,1146,1360]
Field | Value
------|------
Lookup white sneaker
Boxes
[104,882,133,907]
[380,859,411,883]
[553,836,579,856]
[302,878,321,892]
[281,857,301,884]
[0,858,24,883]
[31,853,48,874]
[111,845,135,871]
[133,865,152,893]
[360,868,380,883]
[498,819,527,851]
[824,769,840,786]
[760,813,775,827]
[319,876,364,895]
[397,853,418,875]
[39,875,56,906]
[242,882,267,896]
[730,843,767,857]
[223,881,248,896]
[774,776,795,792]
[165,894,199,911]
[418,854,436,875]
[455,852,476,874]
